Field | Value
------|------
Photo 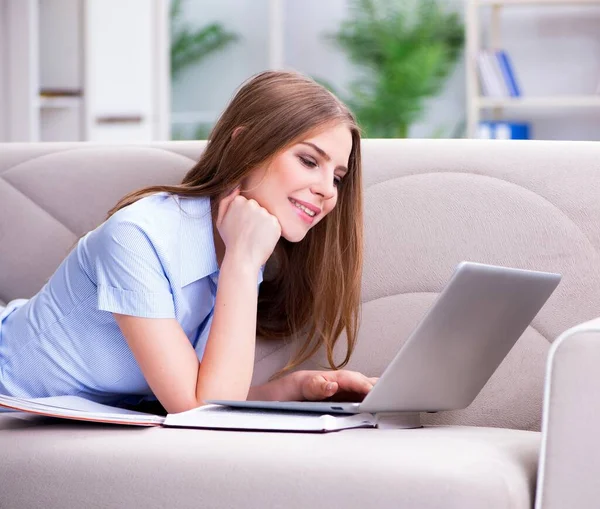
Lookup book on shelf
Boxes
[0,393,378,433]
[477,49,521,98]
[496,50,521,97]
[477,50,504,98]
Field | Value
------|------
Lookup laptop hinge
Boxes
[375,412,422,429]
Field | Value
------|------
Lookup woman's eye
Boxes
[299,156,317,168]
[334,176,343,187]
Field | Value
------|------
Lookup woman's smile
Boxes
[289,198,319,224]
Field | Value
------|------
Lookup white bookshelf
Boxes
[0,0,170,143]
[37,96,83,109]
[465,0,600,138]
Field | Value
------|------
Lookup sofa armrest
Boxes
[535,317,600,509]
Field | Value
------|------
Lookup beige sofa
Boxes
[0,139,599,508]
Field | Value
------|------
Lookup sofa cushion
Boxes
[0,415,539,509]
[3,140,600,431]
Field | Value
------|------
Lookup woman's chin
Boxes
[281,226,309,243]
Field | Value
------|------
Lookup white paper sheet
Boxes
[164,404,377,432]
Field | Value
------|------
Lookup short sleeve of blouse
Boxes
[87,216,176,319]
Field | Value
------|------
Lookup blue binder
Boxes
[478,122,530,140]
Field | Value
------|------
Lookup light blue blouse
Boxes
[0,193,263,405]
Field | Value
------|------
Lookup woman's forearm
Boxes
[195,254,260,403]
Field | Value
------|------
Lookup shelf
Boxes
[37,96,82,109]
[467,0,600,138]
[477,0,600,5]
[477,96,600,108]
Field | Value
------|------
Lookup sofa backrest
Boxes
[1,139,599,431]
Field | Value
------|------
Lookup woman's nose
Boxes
[311,171,336,200]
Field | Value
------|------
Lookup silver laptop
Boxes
[209,261,561,414]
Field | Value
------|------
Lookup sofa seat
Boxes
[0,414,539,509]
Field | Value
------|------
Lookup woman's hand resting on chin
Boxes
[217,186,281,269]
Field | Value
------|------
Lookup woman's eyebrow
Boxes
[299,142,348,174]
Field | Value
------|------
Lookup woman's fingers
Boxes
[317,371,374,398]
[327,371,374,394]
[216,186,241,228]
[301,371,378,401]
[302,374,338,401]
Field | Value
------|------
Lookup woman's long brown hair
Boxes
[107,70,363,376]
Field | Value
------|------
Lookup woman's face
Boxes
[242,123,353,242]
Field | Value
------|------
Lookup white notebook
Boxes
[163,404,376,431]
[0,394,377,432]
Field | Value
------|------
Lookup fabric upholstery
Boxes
[1,139,600,433]
[2,139,600,508]
[0,414,539,509]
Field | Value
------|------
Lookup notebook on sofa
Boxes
[0,393,376,431]
[0,261,561,432]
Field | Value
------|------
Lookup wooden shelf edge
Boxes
[37,96,82,109]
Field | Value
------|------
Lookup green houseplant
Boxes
[329,0,464,138]
[170,0,239,139]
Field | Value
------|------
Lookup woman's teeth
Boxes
[290,199,316,217]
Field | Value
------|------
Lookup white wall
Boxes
[283,0,357,98]
[170,0,271,132]
[171,0,600,140]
